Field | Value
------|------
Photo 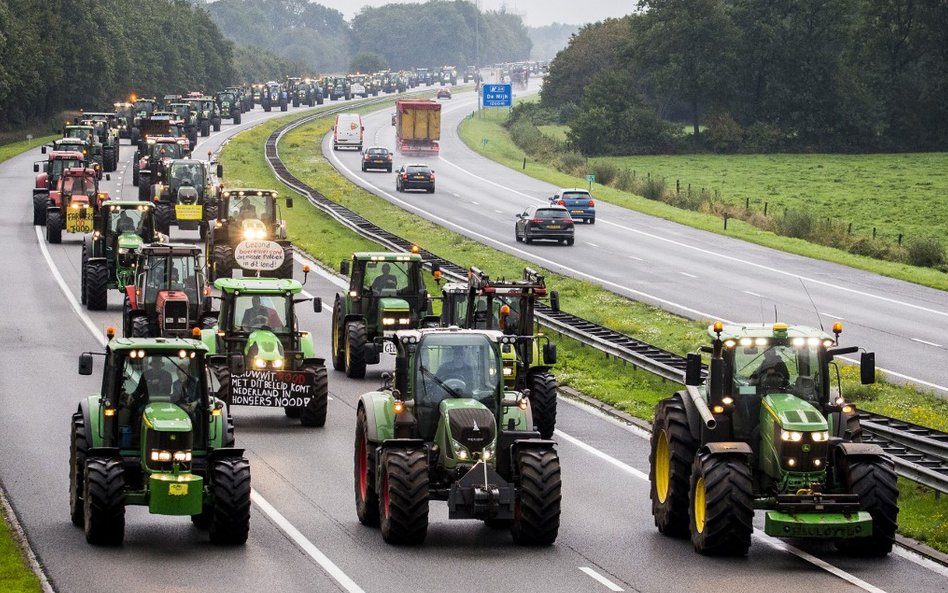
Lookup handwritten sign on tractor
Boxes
[230,370,315,407]
[234,240,285,271]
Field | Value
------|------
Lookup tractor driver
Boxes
[115,210,137,233]
[172,366,201,415]
[370,263,398,293]
[240,295,283,329]
[235,198,258,221]
[751,347,791,393]
[435,347,475,390]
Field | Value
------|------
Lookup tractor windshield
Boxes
[232,294,290,333]
[135,101,155,116]
[172,105,190,119]
[50,159,82,177]
[730,343,823,403]
[362,260,419,295]
[150,142,185,160]
[110,208,147,235]
[168,162,204,187]
[64,128,92,141]
[228,195,273,222]
[61,175,96,196]
[143,254,200,305]
[218,93,236,104]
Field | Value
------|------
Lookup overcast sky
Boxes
[322,0,636,27]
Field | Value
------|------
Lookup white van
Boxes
[333,112,364,150]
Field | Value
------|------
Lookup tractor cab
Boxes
[64,124,96,143]
[208,189,294,280]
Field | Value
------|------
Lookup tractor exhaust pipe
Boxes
[686,385,716,429]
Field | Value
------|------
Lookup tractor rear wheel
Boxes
[213,119,221,132]
[32,193,47,226]
[354,405,380,526]
[649,395,697,537]
[345,321,368,379]
[46,210,62,244]
[130,315,150,337]
[527,372,557,439]
[836,456,898,556]
[85,261,109,311]
[300,364,328,427]
[688,453,753,556]
[222,413,236,448]
[212,245,233,280]
[154,203,172,235]
[83,457,125,545]
[379,448,428,545]
[233,113,241,125]
[80,238,90,305]
[331,297,345,371]
[201,120,210,136]
[69,412,89,527]
[511,447,561,545]
[272,244,293,279]
[208,457,251,545]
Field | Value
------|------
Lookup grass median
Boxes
[221,103,948,553]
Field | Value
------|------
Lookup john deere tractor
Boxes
[201,277,328,427]
[332,251,437,378]
[123,243,217,338]
[355,327,561,545]
[82,201,162,311]
[216,90,242,125]
[72,334,248,545]
[184,95,221,135]
[168,102,199,148]
[206,189,294,280]
[439,267,559,438]
[150,158,222,238]
[649,322,898,556]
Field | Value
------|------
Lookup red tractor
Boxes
[45,167,110,244]
[32,150,85,226]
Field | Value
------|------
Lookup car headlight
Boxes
[781,430,803,442]
[810,430,829,442]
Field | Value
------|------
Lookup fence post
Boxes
[745,197,750,210]
[847,222,852,234]
[724,215,729,230]
[522,157,526,170]
[872,227,877,239]
[764,202,768,216]
[676,179,680,194]
[898,233,903,246]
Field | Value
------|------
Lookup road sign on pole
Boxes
[482,84,512,108]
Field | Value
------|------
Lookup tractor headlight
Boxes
[242,228,266,240]
[150,450,172,462]
[382,317,396,326]
[118,247,128,255]
[451,439,470,461]
[254,357,267,369]
[480,441,496,462]
[781,430,803,442]
[502,365,514,377]
[172,450,192,462]
[398,317,411,326]
[811,431,829,442]
[272,358,283,369]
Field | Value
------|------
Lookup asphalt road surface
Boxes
[324,82,948,396]
[0,90,946,593]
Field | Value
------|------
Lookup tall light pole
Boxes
[475,0,479,70]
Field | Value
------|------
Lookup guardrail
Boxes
[261,101,948,494]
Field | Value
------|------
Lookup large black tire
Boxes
[213,119,221,132]
[46,210,62,244]
[835,456,898,556]
[132,162,139,186]
[233,113,241,125]
[208,457,252,545]
[511,447,561,545]
[83,457,125,545]
[154,203,172,235]
[212,244,233,280]
[331,297,345,371]
[300,364,329,427]
[85,261,109,311]
[138,182,149,201]
[527,372,557,439]
[272,244,293,279]
[222,413,236,448]
[345,320,368,379]
[80,238,90,305]
[69,412,89,527]
[33,193,47,226]
[130,315,150,338]
[354,406,380,526]
[649,395,698,537]
[379,448,428,545]
[201,120,210,137]
[688,453,754,556]
[292,97,300,108]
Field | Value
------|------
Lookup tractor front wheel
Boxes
[331,297,345,371]
[69,412,89,527]
[130,315,150,338]
[212,245,233,280]
[688,453,754,556]
[83,457,125,545]
[836,456,898,557]
[345,321,368,379]
[527,372,557,439]
[379,448,428,545]
[154,203,172,235]
[354,405,380,526]
[649,395,697,537]
[208,457,251,545]
[511,447,561,545]
[271,244,293,279]
[233,113,241,125]
[32,193,47,226]
[300,364,329,427]
[85,261,109,311]
[80,238,90,305]
[201,120,210,136]
[46,210,62,244]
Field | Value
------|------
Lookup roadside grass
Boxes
[0,135,58,164]
[222,105,948,552]
[0,499,40,593]
[459,109,948,291]
[897,479,948,553]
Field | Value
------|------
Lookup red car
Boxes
[436,88,452,99]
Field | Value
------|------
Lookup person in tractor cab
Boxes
[115,210,136,233]
[236,198,258,221]
[240,295,282,330]
[172,366,201,413]
[435,347,475,389]
[370,263,398,293]
[751,347,791,393]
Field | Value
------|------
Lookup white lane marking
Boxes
[893,546,948,578]
[252,492,366,593]
[585,242,599,248]
[744,290,761,297]
[578,567,623,592]
[293,252,347,289]
[453,193,461,198]
[36,229,367,593]
[493,209,503,214]
[437,153,948,320]
[679,271,698,279]
[821,313,845,320]
[911,338,943,348]
[470,200,479,205]
[554,428,890,592]
[627,255,643,261]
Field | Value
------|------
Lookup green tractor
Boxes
[332,251,437,378]
[150,157,223,238]
[201,276,329,427]
[206,189,294,280]
[72,335,248,545]
[129,97,159,145]
[184,95,221,136]
[82,201,163,311]
[79,113,120,172]
[216,90,242,125]
[168,102,199,148]
[439,267,560,439]
[123,243,217,338]
[649,321,898,556]
[355,327,562,545]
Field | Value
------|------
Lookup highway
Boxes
[323,82,948,395]
[0,89,945,593]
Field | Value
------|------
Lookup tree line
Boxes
[541,0,948,154]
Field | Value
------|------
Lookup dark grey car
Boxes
[515,205,575,245]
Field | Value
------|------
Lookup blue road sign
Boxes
[482,84,512,108]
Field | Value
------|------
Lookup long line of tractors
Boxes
[31,78,898,563]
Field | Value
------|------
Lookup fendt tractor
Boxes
[206,188,294,280]
[649,322,898,556]
[123,243,217,338]
[439,267,559,439]
[82,201,162,311]
[32,149,85,225]
[331,250,437,379]
[72,333,248,546]
[201,276,329,427]
[43,167,109,244]
[149,157,223,238]
[354,327,561,545]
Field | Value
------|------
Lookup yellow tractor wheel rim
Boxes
[694,477,706,533]
[655,430,670,503]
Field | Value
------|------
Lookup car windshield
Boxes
[363,260,417,294]
[233,294,290,332]
[731,343,823,403]
[143,254,199,304]
[416,334,500,416]
[537,209,569,219]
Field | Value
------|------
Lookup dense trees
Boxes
[541,0,948,153]
[527,23,579,61]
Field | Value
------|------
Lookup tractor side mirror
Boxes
[685,353,702,386]
[549,290,560,312]
[105,173,110,181]
[381,371,393,389]
[286,197,293,208]
[860,351,875,384]
[709,356,725,403]
[217,164,224,178]
[542,343,557,365]
[313,297,322,313]
[229,354,245,376]
[340,259,350,275]
[78,353,94,375]
[41,145,47,154]
[33,163,39,173]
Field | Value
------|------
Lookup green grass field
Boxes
[0,135,57,163]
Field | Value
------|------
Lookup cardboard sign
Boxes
[174,204,203,220]
[229,370,315,407]
[234,240,284,271]
[65,207,94,233]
